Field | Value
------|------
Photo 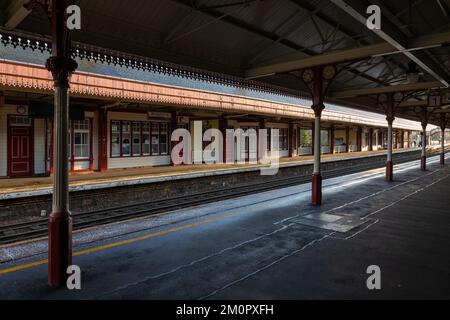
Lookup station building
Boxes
[0,34,423,178]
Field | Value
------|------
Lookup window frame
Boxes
[72,119,91,160]
[110,120,171,158]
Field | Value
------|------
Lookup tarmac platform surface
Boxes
[0,154,449,299]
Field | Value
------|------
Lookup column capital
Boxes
[440,113,447,132]
[300,64,341,118]
[418,107,429,131]
[46,56,78,88]
[421,121,428,131]
[380,92,409,124]
[386,116,394,125]
[311,103,325,117]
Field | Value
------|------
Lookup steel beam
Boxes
[332,81,442,98]
[246,30,450,79]
[246,42,392,79]
[330,0,450,87]
[4,0,31,29]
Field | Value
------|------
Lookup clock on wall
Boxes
[16,106,26,114]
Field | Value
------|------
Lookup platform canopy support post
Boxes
[379,92,404,182]
[345,126,350,153]
[299,65,339,206]
[368,128,373,151]
[170,111,178,166]
[312,105,323,206]
[288,122,294,158]
[440,114,447,165]
[47,0,78,288]
[386,119,394,181]
[419,108,429,171]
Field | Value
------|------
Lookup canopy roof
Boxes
[1,0,449,125]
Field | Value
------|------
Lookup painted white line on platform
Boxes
[198,231,336,300]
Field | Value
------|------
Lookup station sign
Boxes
[428,92,441,107]
[177,116,189,124]
[148,111,171,119]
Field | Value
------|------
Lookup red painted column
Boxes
[440,114,447,165]
[170,111,178,166]
[420,110,428,171]
[384,94,396,182]
[310,67,325,206]
[441,128,445,165]
[299,65,337,206]
[330,125,335,154]
[401,130,405,148]
[50,123,54,174]
[220,117,228,163]
[98,109,108,171]
[288,122,294,157]
[311,109,323,206]
[47,0,78,288]
[420,129,427,170]
[386,120,394,181]
[345,126,350,153]
[356,126,362,152]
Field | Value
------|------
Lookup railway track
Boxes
[0,150,446,245]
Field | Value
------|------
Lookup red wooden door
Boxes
[8,126,33,177]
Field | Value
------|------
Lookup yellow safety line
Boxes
[0,211,240,276]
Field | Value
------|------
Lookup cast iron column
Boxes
[288,122,294,157]
[312,105,324,205]
[386,119,394,181]
[384,94,396,182]
[310,67,325,206]
[170,111,178,166]
[47,0,78,288]
[300,65,338,206]
[421,126,427,170]
[440,114,446,165]
[98,109,108,171]
[420,110,428,171]
[441,128,445,165]
[330,125,335,154]
[345,126,350,153]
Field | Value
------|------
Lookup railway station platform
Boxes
[0,153,449,299]
[0,147,431,199]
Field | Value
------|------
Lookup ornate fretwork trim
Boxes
[0,30,308,100]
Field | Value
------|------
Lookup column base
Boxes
[48,211,72,288]
[386,160,393,182]
[420,156,426,171]
[311,172,322,206]
[441,153,445,165]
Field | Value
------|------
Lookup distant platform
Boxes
[0,147,437,199]
[0,148,428,200]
